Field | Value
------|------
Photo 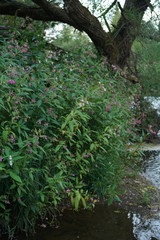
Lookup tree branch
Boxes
[98,0,117,18]
[0,0,79,29]
[63,0,108,52]
[31,0,53,16]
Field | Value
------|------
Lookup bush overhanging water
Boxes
[0,18,142,237]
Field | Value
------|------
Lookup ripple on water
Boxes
[142,151,160,189]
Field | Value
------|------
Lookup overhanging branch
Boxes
[32,0,53,16]
[0,0,80,29]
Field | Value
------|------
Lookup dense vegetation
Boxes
[0,17,145,237]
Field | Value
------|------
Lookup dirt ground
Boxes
[117,169,160,219]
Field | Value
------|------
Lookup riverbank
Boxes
[117,168,160,219]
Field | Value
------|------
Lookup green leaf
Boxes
[81,196,86,209]
[19,200,26,207]
[40,193,45,202]
[90,143,95,151]
[69,121,74,132]
[55,144,62,153]
[38,146,47,155]
[75,190,81,211]
[18,137,23,148]
[10,172,22,184]
[29,171,34,181]
[2,130,9,143]
[37,100,42,107]
[0,202,5,210]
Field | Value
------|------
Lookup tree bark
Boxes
[0,0,151,68]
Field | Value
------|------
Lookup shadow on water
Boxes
[24,204,136,240]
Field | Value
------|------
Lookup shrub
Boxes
[0,17,141,237]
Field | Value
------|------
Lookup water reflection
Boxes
[28,205,136,240]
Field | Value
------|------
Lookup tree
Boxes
[0,0,152,68]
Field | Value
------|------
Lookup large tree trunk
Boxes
[0,0,151,68]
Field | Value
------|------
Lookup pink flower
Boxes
[44,135,47,141]
[8,79,16,85]
[106,104,111,112]
[127,128,131,134]
[66,189,70,194]
[136,119,141,125]
[49,108,52,116]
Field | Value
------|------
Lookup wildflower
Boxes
[106,104,111,112]
[44,135,47,141]
[149,125,157,135]
[9,155,13,167]
[49,108,52,116]
[78,99,85,107]
[10,134,15,143]
[16,99,19,105]
[0,156,3,162]
[30,149,32,154]
[136,119,141,125]
[8,79,16,85]
[127,128,131,134]
[66,189,70,194]
[36,141,39,148]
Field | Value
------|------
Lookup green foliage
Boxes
[139,20,160,41]
[53,25,91,52]
[132,34,160,97]
[111,3,120,31]
[0,16,141,238]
